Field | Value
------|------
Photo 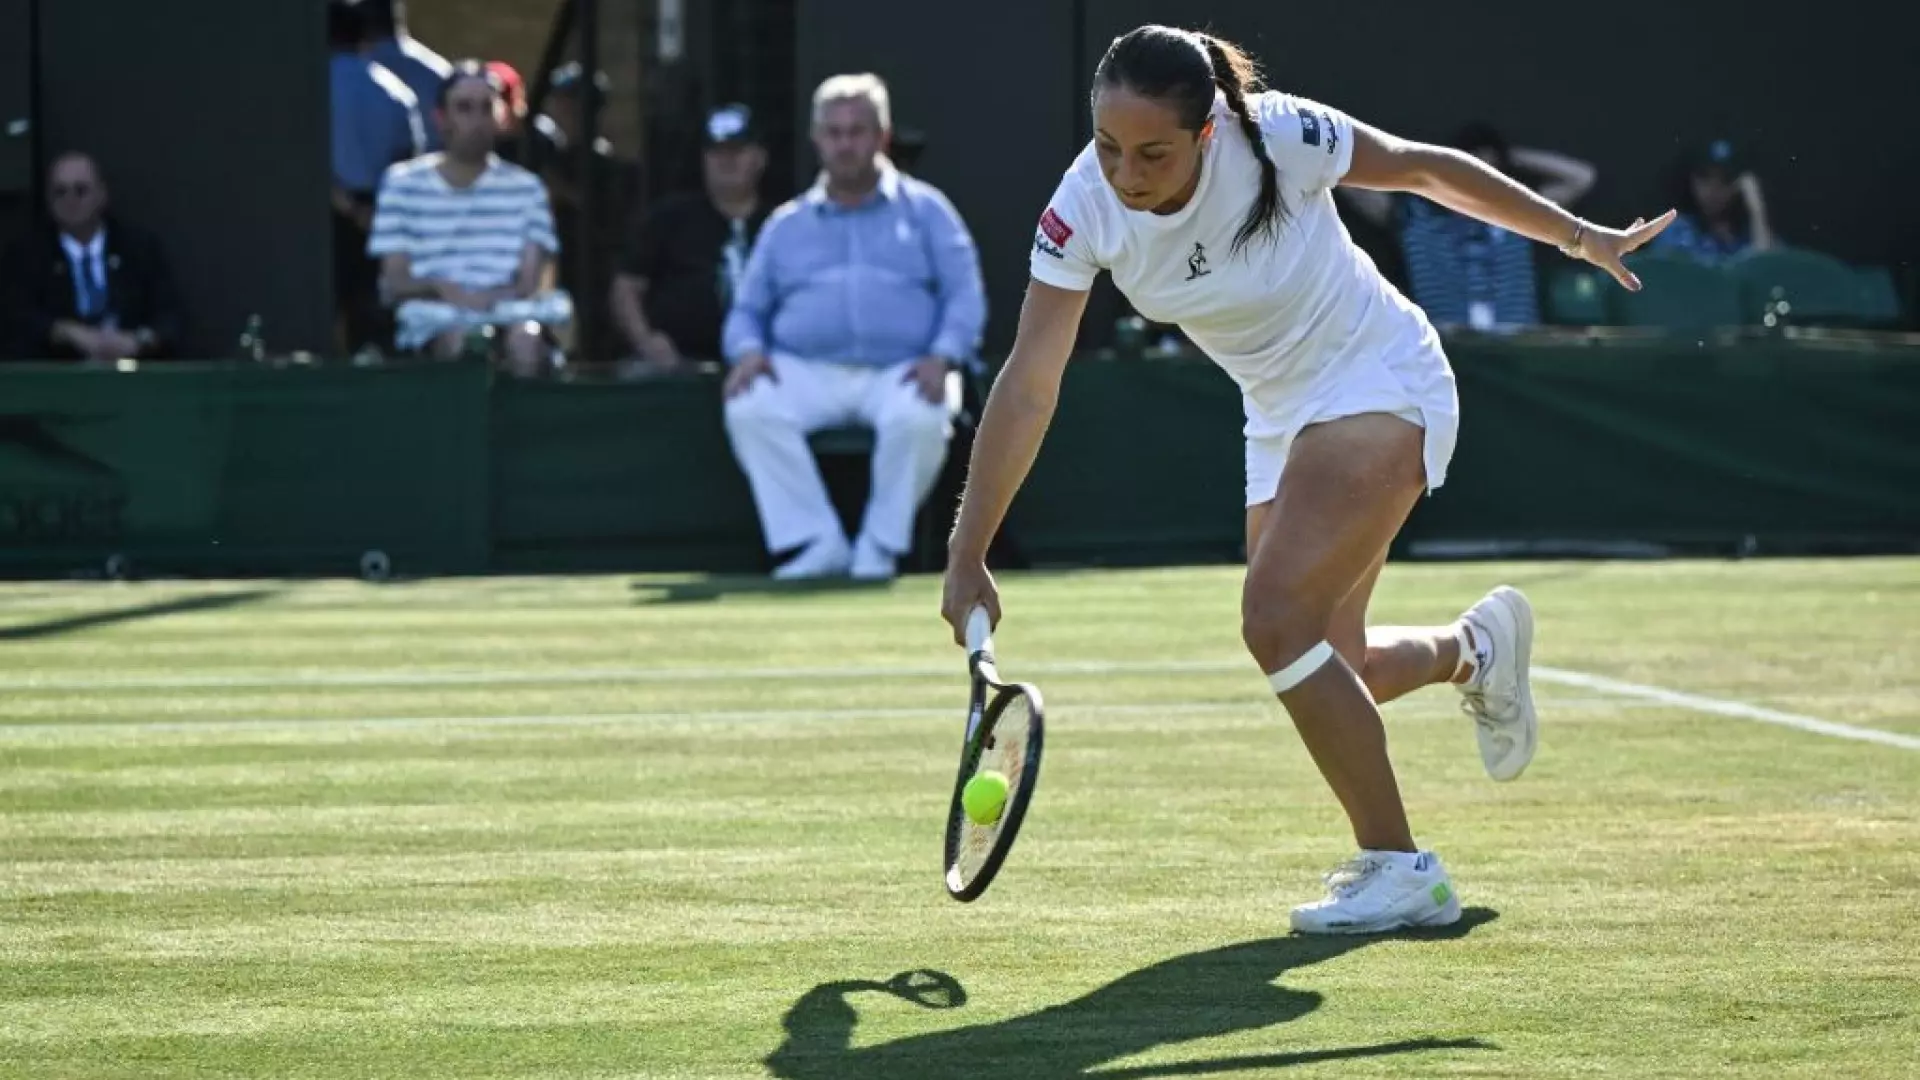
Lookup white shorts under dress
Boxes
[1242,345,1460,508]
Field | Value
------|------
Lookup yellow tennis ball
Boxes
[962,770,1009,825]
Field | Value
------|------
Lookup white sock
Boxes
[1453,620,1493,689]
[1368,849,1428,871]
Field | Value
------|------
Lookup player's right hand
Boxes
[941,557,1001,647]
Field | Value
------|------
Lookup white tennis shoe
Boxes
[1290,850,1461,935]
[1457,586,1538,782]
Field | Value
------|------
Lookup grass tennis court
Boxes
[2,559,1916,1078]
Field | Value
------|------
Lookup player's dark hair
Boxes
[1095,25,1288,255]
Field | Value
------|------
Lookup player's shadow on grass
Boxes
[0,589,277,641]
[766,907,1497,1079]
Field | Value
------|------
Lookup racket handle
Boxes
[964,604,994,655]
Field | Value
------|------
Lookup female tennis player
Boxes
[940,25,1674,934]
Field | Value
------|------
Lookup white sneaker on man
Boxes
[1456,585,1538,782]
[849,534,898,582]
[773,533,851,581]
[1290,850,1461,935]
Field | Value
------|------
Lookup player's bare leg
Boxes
[1242,412,1460,934]
[1317,553,1462,703]
[1243,414,1424,854]
[1359,625,1466,702]
[1273,531,1539,782]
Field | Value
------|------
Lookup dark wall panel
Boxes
[38,0,333,357]
[795,0,1079,353]
[0,0,32,197]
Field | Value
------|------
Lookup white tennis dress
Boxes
[1028,91,1459,506]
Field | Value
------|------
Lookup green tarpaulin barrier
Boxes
[1,336,1914,578]
[0,362,489,576]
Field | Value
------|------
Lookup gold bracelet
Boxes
[1560,220,1588,258]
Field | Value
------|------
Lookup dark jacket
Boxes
[0,217,184,360]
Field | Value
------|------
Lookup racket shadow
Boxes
[765,907,1499,1079]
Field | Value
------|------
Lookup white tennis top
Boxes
[1029,91,1447,438]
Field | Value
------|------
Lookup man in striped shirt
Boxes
[368,61,570,374]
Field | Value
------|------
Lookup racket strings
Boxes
[946,675,1043,900]
[955,697,1033,880]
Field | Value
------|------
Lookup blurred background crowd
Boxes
[4,0,1909,374]
[0,0,1913,580]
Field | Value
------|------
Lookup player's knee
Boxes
[1331,633,1368,678]
[1240,586,1330,673]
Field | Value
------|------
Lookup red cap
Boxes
[487,61,527,115]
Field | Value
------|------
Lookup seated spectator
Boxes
[1341,123,1596,330]
[722,74,986,582]
[523,63,615,185]
[0,152,181,362]
[368,61,569,376]
[611,104,772,373]
[358,0,454,152]
[522,64,628,300]
[330,0,425,352]
[1650,138,1775,266]
[489,61,531,161]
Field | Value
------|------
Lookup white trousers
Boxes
[723,354,959,556]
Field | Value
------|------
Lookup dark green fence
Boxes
[3,335,1916,578]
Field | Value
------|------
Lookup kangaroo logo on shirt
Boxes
[1185,241,1212,281]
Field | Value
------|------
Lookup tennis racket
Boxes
[943,604,1045,902]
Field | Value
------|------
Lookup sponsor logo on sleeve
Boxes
[1299,110,1321,147]
[1322,110,1339,157]
[1039,208,1074,247]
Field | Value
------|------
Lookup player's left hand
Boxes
[1576,209,1678,292]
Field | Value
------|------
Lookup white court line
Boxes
[1533,666,1920,752]
[2,657,1911,751]
[0,701,1267,739]
[0,697,1682,741]
[0,659,1244,694]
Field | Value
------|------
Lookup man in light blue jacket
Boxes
[723,73,986,581]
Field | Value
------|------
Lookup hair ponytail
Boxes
[1196,34,1287,254]
[1094,26,1290,257]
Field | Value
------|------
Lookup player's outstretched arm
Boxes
[940,279,1089,644]
[1342,122,1674,292]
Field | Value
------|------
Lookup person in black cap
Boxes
[611,103,772,371]
[1651,137,1775,265]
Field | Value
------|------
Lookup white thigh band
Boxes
[1267,641,1335,694]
